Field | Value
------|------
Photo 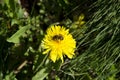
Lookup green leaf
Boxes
[7,25,31,43]
[4,72,17,80]
[17,8,25,18]
[32,68,48,80]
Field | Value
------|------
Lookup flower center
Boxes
[52,34,64,41]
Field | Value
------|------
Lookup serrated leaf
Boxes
[7,25,31,43]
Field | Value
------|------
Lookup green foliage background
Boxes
[0,0,120,80]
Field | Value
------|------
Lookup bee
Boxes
[52,34,64,41]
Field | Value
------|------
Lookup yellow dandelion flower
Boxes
[42,25,76,63]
